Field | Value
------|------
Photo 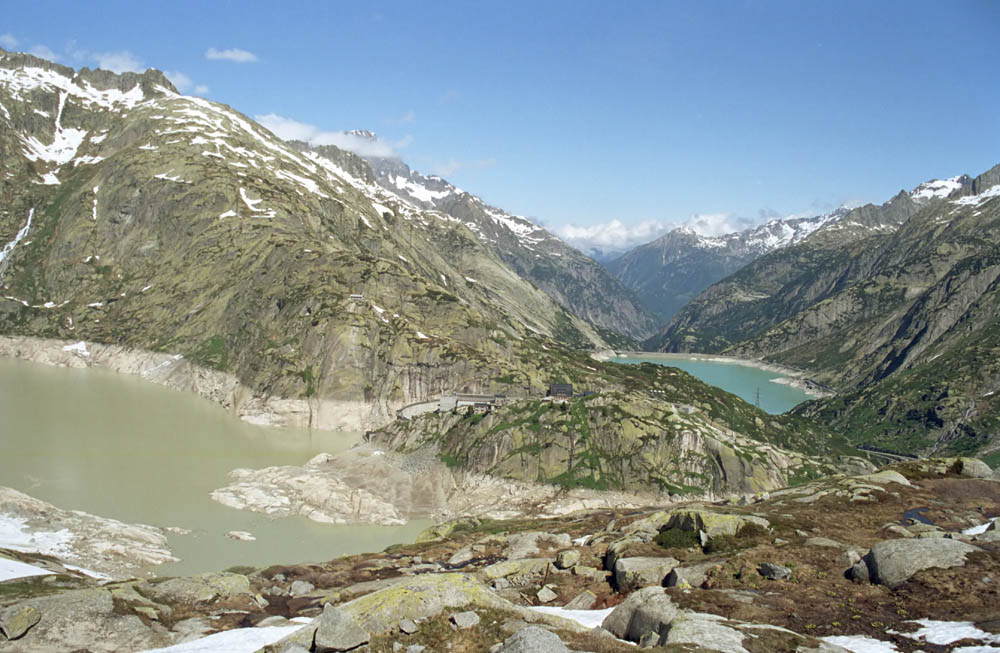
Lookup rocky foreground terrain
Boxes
[2,457,998,652]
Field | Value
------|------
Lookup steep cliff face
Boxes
[647,163,1000,458]
[370,362,863,498]
[0,50,609,427]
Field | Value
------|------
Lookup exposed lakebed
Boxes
[2,351,812,576]
[0,358,428,576]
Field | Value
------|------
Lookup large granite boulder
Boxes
[864,538,980,588]
[602,586,678,642]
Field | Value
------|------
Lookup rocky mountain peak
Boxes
[909,175,968,202]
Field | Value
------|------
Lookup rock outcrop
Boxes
[0,486,175,578]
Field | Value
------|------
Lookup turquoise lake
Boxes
[612,353,813,414]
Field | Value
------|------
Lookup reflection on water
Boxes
[613,354,812,414]
[0,358,428,575]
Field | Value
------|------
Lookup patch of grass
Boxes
[190,335,229,371]
[654,528,700,550]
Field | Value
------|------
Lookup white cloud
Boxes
[28,44,58,61]
[0,33,18,49]
[164,70,192,91]
[254,113,402,158]
[553,218,671,255]
[163,71,209,96]
[681,212,754,237]
[94,50,143,73]
[205,47,257,63]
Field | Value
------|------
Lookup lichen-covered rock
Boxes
[666,561,719,589]
[496,625,570,653]
[482,558,550,583]
[864,538,980,588]
[613,556,680,592]
[554,549,580,569]
[138,572,251,605]
[601,586,678,641]
[666,510,770,539]
[0,588,169,653]
[953,457,994,479]
[338,573,507,633]
[503,532,571,559]
[313,603,369,652]
[662,613,748,652]
[0,604,40,640]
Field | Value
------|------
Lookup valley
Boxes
[0,36,998,653]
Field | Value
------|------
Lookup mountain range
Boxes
[0,48,635,429]
[606,210,847,322]
[649,166,1000,461]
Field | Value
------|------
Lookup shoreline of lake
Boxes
[0,335,388,432]
[598,350,834,400]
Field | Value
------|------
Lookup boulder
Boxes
[666,561,719,589]
[451,611,480,629]
[339,573,509,633]
[603,535,648,570]
[848,559,870,584]
[865,538,980,588]
[0,588,170,652]
[314,603,369,652]
[954,458,994,479]
[290,580,316,596]
[504,532,571,559]
[554,549,580,569]
[497,625,570,653]
[859,470,912,486]
[447,546,475,566]
[536,586,558,604]
[139,572,251,605]
[613,556,679,592]
[398,618,418,634]
[662,613,748,652]
[602,586,678,642]
[666,509,770,540]
[757,562,792,580]
[482,558,550,583]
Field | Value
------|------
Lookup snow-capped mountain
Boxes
[609,171,977,324]
[606,208,848,322]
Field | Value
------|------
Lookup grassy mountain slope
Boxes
[0,50,608,426]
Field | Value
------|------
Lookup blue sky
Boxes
[3,0,998,251]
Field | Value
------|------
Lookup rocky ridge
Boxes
[366,360,868,500]
[649,163,1000,459]
[2,458,997,652]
